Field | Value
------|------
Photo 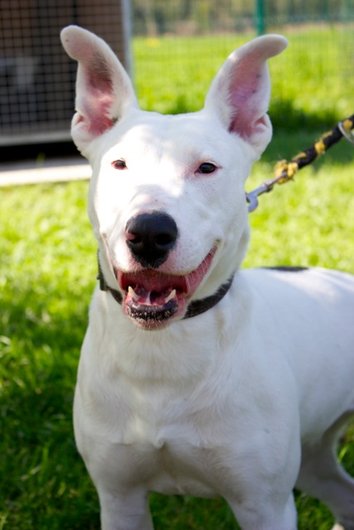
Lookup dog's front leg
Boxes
[98,487,153,530]
[227,492,297,530]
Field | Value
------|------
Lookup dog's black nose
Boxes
[125,211,178,268]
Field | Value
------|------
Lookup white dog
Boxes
[60,26,354,530]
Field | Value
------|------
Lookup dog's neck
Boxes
[97,256,233,320]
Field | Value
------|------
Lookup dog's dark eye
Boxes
[112,159,127,170]
[197,162,217,174]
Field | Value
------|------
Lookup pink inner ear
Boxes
[80,59,116,136]
[227,59,267,139]
[229,107,266,139]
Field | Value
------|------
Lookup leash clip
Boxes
[339,119,354,145]
[246,181,274,213]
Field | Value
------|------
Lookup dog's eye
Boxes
[197,162,217,175]
[112,159,127,170]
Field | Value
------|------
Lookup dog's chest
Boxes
[122,414,221,497]
[97,380,223,497]
[148,437,219,497]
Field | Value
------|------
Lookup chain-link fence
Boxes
[131,0,354,130]
[132,0,353,35]
[1,1,353,146]
[0,0,130,146]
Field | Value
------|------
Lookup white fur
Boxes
[61,26,354,530]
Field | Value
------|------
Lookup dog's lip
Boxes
[115,247,216,325]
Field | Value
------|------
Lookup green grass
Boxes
[1,28,354,529]
[134,27,354,128]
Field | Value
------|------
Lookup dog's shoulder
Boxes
[239,266,354,305]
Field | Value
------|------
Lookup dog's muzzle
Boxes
[98,212,234,329]
[97,251,234,330]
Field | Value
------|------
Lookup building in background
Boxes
[0,0,131,146]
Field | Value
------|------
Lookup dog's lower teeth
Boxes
[164,289,177,304]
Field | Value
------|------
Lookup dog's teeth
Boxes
[145,293,151,305]
[128,286,138,301]
[164,289,177,304]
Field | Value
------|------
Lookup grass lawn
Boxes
[133,26,354,129]
[1,29,354,530]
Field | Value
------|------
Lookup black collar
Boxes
[97,257,233,320]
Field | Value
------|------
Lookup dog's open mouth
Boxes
[116,248,216,328]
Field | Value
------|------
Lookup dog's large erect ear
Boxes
[60,25,137,150]
[204,35,287,155]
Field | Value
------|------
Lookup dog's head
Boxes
[61,26,287,329]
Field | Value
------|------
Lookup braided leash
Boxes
[246,114,354,213]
